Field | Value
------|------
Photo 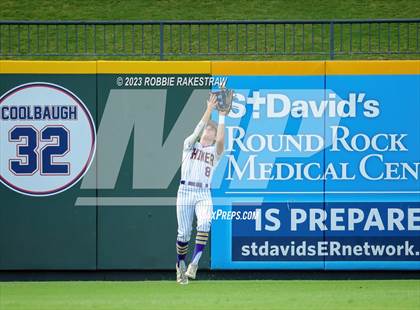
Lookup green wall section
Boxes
[0,72,211,270]
[95,74,211,269]
[0,74,97,269]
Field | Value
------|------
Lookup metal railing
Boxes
[0,19,419,59]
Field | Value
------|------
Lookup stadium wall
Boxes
[0,60,419,270]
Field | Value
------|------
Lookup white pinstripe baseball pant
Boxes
[176,184,213,243]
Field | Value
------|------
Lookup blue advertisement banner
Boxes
[211,70,420,270]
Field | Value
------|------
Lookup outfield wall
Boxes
[0,60,419,270]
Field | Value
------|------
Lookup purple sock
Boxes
[191,231,209,265]
[176,241,188,265]
[192,243,205,261]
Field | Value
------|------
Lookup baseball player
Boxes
[175,92,228,284]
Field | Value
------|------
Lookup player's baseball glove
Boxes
[213,88,234,113]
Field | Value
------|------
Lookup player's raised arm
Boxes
[183,93,218,150]
[215,109,227,156]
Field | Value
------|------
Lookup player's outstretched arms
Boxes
[184,93,218,150]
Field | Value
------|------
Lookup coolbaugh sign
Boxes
[0,82,96,196]
[0,60,418,270]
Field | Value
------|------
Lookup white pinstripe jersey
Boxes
[181,141,221,186]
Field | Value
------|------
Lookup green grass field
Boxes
[1,280,419,310]
[1,0,419,21]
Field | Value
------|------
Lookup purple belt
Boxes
[180,180,209,188]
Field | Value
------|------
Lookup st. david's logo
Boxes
[0,82,96,196]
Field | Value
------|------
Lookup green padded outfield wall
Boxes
[1,60,418,271]
[91,62,212,269]
[0,62,97,269]
[0,61,213,270]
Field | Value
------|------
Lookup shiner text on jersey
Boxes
[190,147,215,167]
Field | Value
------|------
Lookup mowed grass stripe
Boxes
[1,280,419,310]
